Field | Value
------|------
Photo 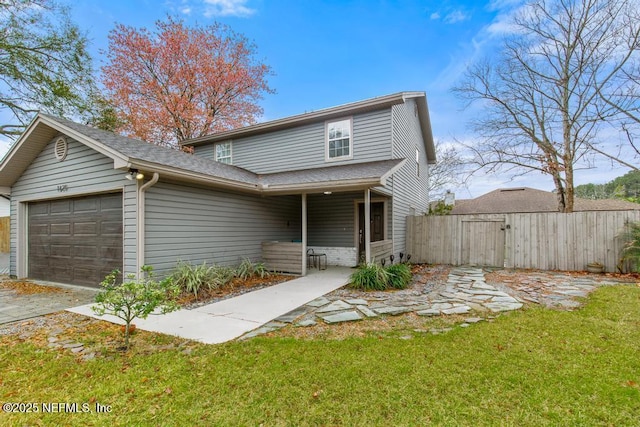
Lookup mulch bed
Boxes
[0,280,64,295]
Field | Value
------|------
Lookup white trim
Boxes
[137,172,160,276]
[16,202,27,278]
[325,117,354,162]
[353,197,388,250]
[302,193,307,276]
[364,189,371,263]
[215,141,233,164]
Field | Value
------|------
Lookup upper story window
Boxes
[416,147,420,177]
[215,141,232,164]
[326,118,353,161]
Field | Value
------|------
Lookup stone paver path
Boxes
[0,281,97,325]
[241,266,621,339]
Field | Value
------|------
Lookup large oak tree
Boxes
[0,0,96,139]
[454,0,640,212]
[102,17,274,148]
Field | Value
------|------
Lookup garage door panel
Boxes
[28,193,123,287]
[100,194,123,210]
[73,222,98,235]
[50,223,71,234]
[73,198,98,213]
[101,221,123,234]
[50,199,71,214]
[50,244,71,257]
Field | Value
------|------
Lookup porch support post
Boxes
[302,193,307,275]
[364,188,371,263]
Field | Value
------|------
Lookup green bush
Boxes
[171,261,234,299]
[618,221,640,272]
[93,266,179,349]
[349,262,390,291]
[386,263,412,289]
[236,258,270,280]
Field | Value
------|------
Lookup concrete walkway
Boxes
[68,267,352,344]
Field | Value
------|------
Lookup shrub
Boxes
[618,221,640,272]
[236,258,270,280]
[171,261,234,299]
[92,266,179,350]
[386,263,412,289]
[349,262,390,291]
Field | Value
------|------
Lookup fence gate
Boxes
[461,220,505,267]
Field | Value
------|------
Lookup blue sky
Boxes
[2,0,634,198]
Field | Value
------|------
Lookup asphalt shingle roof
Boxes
[40,114,403,192]
[43,114,258,185]
[451,187,640,214]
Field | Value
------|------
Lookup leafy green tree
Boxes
[0,0,96,138]
[92,266,180,350]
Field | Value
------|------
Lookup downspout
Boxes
[137,172,159,276]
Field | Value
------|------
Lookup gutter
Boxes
[137,172,159,276]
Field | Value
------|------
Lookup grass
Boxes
[2,285,640,425]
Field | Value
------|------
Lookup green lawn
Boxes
[2,285,640,426]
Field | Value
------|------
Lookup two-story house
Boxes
[0,92,435,287]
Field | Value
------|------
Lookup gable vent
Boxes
[54,136,68,161]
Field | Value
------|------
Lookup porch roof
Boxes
[258,159,405,195]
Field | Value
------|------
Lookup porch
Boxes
[261,189,394,275]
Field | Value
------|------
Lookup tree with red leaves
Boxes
[101,17,273,148]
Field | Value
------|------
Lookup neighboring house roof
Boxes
[451,187,640,214]
[0,113,404,195]
[181,91,437,164]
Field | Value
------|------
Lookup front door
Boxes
[358,202,384,261]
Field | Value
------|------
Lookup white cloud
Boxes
[429,8,470,25]
[444,9,470,24]
[202,0,255,17]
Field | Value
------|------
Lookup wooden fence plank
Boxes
[406,211,640,272]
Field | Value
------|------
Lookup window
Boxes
[215,142,232,164]
[326,118,352,161]
[415,148,420,177]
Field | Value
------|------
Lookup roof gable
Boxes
[181,91,436,164]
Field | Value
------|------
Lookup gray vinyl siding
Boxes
[144,181,301,274]
[192,144,215,160]
[10,137,137,277]
[391,99,430,256]
[307,192,358,247]
[194,109,393,173]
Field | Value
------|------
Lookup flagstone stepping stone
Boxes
[431,302,453,310]
[373,306,413,315]
[346,298,368,305]
[484,302,523,312]
[306,296,331,307]
[275,307,308,323]
[464,317,484,323]
[442,305,471,315]
[316,300,352,313]
[296,319,317,327]
[356,305,378,318]
[320,310,363,324]
[416,308,441,316]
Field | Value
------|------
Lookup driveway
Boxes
[0,279,97,325]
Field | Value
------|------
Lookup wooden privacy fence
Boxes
[0,216,9,253]
[406,211,640,272]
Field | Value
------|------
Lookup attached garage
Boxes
[28,192,123,287]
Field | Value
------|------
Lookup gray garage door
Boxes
[28,193,123,287]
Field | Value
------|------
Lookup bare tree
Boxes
[428,141,467,201]
[453,0,640,212]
